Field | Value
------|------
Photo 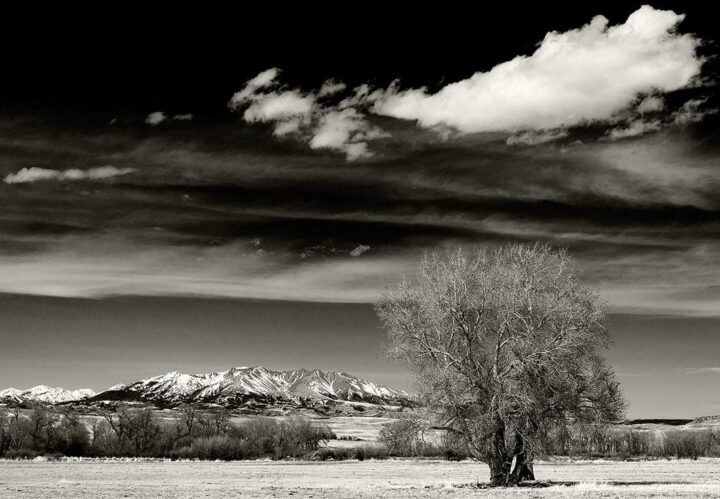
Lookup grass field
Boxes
[1,458,720,498]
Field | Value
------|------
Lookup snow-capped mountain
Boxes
[0,385,96,405]
[91,366,413,409]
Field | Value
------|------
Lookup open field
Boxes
[1,458,720,498]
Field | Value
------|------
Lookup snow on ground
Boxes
[1,458,719,498]
[324,416,396,441]
[227,415,397,445]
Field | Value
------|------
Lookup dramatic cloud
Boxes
[229,6,705,159]
[1,8,717,316]
[4,166,136,184]
[374,6,702,133]
[172,113,194,121]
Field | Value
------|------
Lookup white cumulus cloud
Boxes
[637,96,665,114]
[4,166,136,184]
[373,6,702,133]
[318,79,347,97]
[309,109,387,160]
[227,6,706,158]
[229,68,316,138]
[229,70,385,160]
[229,68,281,105]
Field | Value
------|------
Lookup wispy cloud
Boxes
[673,98,716,124]
[606,120,662,140]
[350,244,371,257]
[145,111,195,126]
[4,166,136,184]
[679,367,720,375]
[0,238,413,302]
[506,129,568,146]
[0,51,718,315]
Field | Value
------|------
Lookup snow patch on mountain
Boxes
[0,366,414,410]
[94,366,412,408]
[0,385,96,404]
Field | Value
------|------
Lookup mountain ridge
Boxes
[0,385,96,405]
[0,366,414,412]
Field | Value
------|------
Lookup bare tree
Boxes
[178,405,198,437]
[7,408,27,450]
[100,404,161,456]
[0,408,8,454]
[27,405,60,450]
[379,418,427,456]
[198,409,230,437]
[101,404,130,442]
[127,408,160,455]
[375,244,625,486]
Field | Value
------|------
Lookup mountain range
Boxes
[0,366,414,413]
[0,385,96,405]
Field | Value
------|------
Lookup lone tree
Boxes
[376,244,625,485]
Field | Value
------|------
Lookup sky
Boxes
[0,3,718,418]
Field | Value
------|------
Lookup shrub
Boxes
[311,447,353,461]
[435,430,469,460]
[310,446,389,461]
[351,445,389,460]
[175,435,250,460]
[661,429,715,459]
[379,418,426,456]
[5,447,38,460]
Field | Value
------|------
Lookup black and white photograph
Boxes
[1,2,719,497]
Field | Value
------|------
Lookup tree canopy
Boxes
[376,244,625,485]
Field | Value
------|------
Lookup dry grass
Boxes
[1,458,720,498]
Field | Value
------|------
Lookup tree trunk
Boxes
[508,432,535,485]
[487,419,511,486]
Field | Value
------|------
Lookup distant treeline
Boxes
[0,405,334,460]
[377,419,720,461]
[1,406,719,461]
[544,424,720,460]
